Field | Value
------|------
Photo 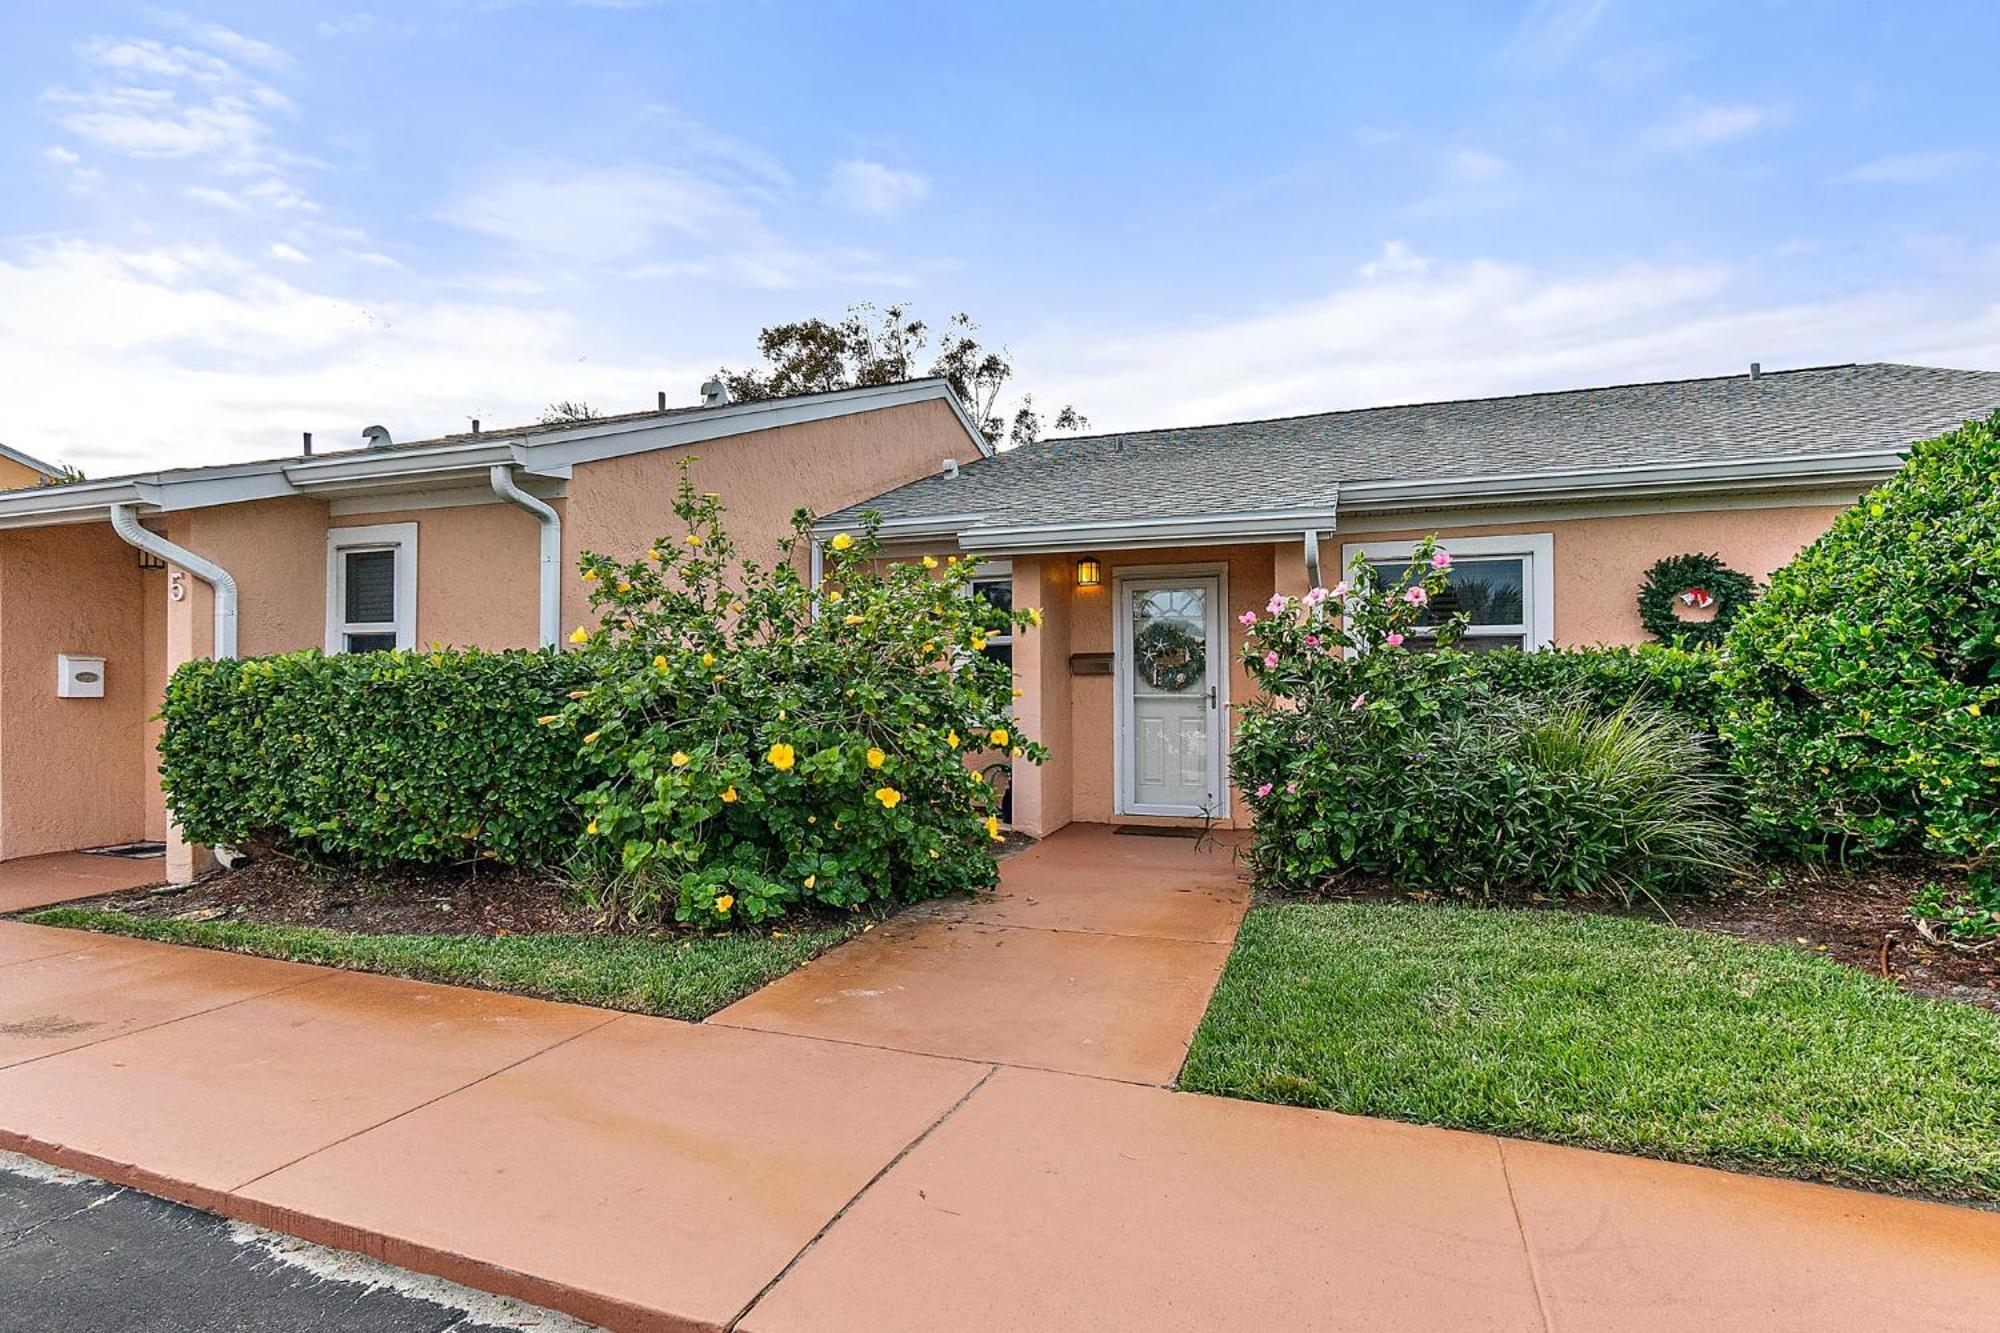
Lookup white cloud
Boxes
[1358,240,1428,278]
[1449,148,1508,183]
[1831,149,1981,186]
[267,242,310,263]
[185,185,242,209]
[42,27,304,204]
[1495,0,1611,74]
[441,161,904,288]
[0,240,696,472]
[42,145,81,166]
[1645,100,1786,150]
[1018,255,2000,434]
[826,160,932,218]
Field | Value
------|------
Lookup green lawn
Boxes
[1181,902,2000,1204]
[25,908,859,1021]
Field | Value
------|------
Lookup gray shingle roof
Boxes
[828,363,2000,534]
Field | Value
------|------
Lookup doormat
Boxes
[1112,826,1206,839]
[84,841,167,860]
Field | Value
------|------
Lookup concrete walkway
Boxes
[2,827,1998,1330]
[0,849,163,914]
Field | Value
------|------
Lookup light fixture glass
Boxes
[1075,555,1103,588]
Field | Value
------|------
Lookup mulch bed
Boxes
[53,835,1044,939]
[79,859,608,937]
[1272,862,2000,1012]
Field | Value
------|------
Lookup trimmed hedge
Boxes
[1721,412,2000,897]
[159,648,594,868]
[1462,643,1725,738]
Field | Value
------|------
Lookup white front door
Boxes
[1116,574,1225,817]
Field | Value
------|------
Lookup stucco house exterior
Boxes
[817,363,2000,839]
[0,379,989,875]
[0,444,61,492]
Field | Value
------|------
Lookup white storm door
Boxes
[1117,575,1224,817]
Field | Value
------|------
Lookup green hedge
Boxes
[1720,412,2000,897]
[1460,643,1725,737]
[159,648,594,868]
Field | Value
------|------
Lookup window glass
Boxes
[972,578,1012,615]
[1370,556,1526,630]
[343,631,399,654]
[344,549,398,625]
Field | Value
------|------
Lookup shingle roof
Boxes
[827,363,2000,534]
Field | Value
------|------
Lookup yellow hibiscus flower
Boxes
[583,731,601,744]
[715,893,734,914]
[843,613,864,625]
[985,815,1003,842]
[582,569,599,582]
[875,786,903,809]
[653,655,668,670]
[721,786,738,803]
[684,533,703,547]
[701,651,715,667]
[671,751,691,768]
[831,532,854,551]
[535,714,559,726]
[585,819,599,835]
[946,729,960,750]
[804,874,817,889]
[989,727,1009,747]
[568,626,589,644]
[767,742,796,771]
[866,746,886,769]
[921,555,939,570]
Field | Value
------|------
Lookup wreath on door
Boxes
[1134,618,1206,693]
[1637,552,1755,648]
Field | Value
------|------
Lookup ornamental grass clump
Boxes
[1233,539,1742,901]
[555,463,1043,926]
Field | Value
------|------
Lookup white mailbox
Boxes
[57,654,105,699]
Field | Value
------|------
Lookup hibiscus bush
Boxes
[553,465,1043,926]
[1233,540,1743,901]
[1720,412,2000,913]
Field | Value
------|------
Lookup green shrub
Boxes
[160,648,593,868]
[1720,413,2000,902]
[1234,543,1741,900]
[555,464,1042,926]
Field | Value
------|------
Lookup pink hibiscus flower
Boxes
[1431,550,1453,570]
[1404,586,1429,606]
[1254,782,1274,798]
[1266,593,1288,615]
[1263,650,1281,668]
[1384,632,1405,647]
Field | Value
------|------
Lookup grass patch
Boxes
[24,908,860,1021]
[1181,902,2000,1203]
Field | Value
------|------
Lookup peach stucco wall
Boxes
[0,457,48,492]
[1347,503,1846,646]
[0,397,978,862]
[0,524,151,858]
[561,398,983,630]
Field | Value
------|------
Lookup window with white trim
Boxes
[326,523,418,653]
[1343,533,1555,652]
[970,564,1014,673]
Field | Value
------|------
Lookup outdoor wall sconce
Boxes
[1075,555,1103,588]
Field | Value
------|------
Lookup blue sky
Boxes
[5,1,1998,472]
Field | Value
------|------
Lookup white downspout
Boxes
[109,503,238,659]
[1303,528,1323,588]
[489,465,562,649]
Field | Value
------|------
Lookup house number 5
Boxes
[169,570,187,603]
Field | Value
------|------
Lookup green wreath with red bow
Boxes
[1638,552,1755,648]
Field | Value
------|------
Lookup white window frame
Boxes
[1340,533,1554,651]
[325,522,418,652]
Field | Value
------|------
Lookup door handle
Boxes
[1207,684,1218,709]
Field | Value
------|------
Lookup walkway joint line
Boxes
[1495,1137,1556,1333]
[728,1062,1003,1331]
[0,967,341,1074]
[227,1010,626,1193]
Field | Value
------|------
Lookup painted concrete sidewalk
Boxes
[3,829,1999,1330]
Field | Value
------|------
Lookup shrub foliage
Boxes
[1721,412,2000,901]
[159,648,592,867]
[555,466,1042,926]
[1233,543,1742,901]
